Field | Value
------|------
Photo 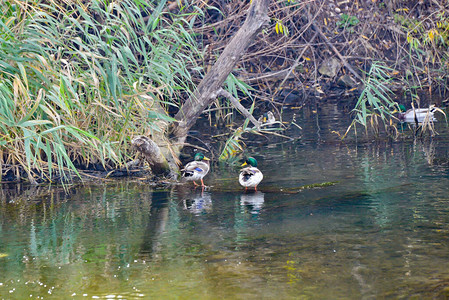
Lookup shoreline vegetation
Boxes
[1,0,448,184]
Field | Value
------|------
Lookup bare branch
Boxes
[216,88,261,129]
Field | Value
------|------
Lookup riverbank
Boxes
[1,1,448,184]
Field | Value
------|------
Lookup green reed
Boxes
[0,0,202,183]
[344,61,399,138]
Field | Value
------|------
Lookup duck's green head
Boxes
[194,152,210,161]
[242,157,258,167]
[398,104,407,112]
[262,112,269,122]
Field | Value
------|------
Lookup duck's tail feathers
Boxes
[242,173,253,181]
[182,170,194,178]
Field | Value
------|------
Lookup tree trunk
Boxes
[134,0,270,178]
[171,0,270,149]
[131,135,171,177]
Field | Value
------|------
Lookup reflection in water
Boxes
[416,138,436,165]
[182,189,212,215]
[140,190,170,257]
[240,191,265,214]
[1,106,449,298]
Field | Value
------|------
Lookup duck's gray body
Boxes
[399,108,436,123]
[239,167,263,188]
[181,153,210,186]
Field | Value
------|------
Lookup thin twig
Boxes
[216,88,261,130]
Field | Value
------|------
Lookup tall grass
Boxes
[0,0,202,183]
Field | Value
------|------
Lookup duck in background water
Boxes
[239,157,263,191]
[181,152,210,187]
[258,111,276,126]
[397,104,437,123]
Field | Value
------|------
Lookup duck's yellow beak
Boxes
[263,116,267,122]
[241,162,248,167]
[203,157,210,161]
[391,109,398,114]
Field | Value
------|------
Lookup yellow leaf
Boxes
[428,29,439,42]
[5,17,15,27]
[275,22,279,34]
[361,35,368,40]
[324,18,327,26]
[407,34,412,43]
[303,56,311,61]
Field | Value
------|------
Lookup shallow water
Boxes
[1,104,449,299]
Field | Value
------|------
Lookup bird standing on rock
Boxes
[181,152,210,187]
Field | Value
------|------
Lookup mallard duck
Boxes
[397,104,436,123]
[181,152,210,187]
[239,157,263,191]
[258,111,276,125]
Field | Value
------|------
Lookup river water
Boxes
[1,102,449,299]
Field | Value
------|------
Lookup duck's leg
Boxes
[193,181,199,186]
[201,178,206,187]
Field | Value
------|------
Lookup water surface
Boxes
[1,104,449,299]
